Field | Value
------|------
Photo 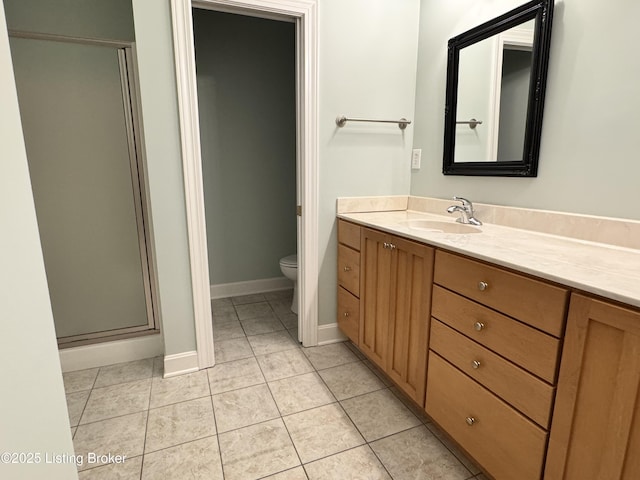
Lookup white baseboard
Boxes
[210,276,293,299]
[59,334,164,372]
[163,350,199,378]
[317,322,347,345]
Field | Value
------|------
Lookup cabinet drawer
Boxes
[338,244,360,296]
[430,319,554,428]
[337,286,359,344]
[338,219,361,251]
[426,352,547,480]
[434,250,568,337]
[432,285,560,383]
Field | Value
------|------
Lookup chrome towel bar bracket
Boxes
[336,115,411,130]
[456,118,483,129]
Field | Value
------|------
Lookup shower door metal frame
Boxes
[9,30,161,347]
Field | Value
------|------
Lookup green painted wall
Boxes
[411,0,640,220]
[193,10,297,285]
[3,0,134,41]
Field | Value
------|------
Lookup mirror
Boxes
[443,0,554,176]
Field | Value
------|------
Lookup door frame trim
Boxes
[170,0,318,369]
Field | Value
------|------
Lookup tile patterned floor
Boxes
[64,290,489,479]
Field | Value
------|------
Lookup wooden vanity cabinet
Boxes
[545,294,640,480]
[360,227,434,405]
[426,250,569,480]
[337,220,361,344]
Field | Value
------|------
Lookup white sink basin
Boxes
[402,220,481,234]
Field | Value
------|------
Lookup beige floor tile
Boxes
[235,301,273,320]
[212,309,239,325]
[241,315,285,336]
[270,299,293,317]
[288,327,299,342]
[152,356,164,378]
[63,368,98,394]
[341,389,421,442]
[264,289,293,302]
[145,397,216,453]
[283,403,364,464]
[344,341,367,360]
[71,427,77,438]
[363,359,393,387]
[212,320,246,341]
[78,455,142,479]
[141,436,223,480]
[318,361,385,400]
[256,348,314,382]
[212,297,233,309]
[388,386,431,424]
[370,426,472,480]
[73,411,147,471]
[149,370,209,409]
[302,343,359,370]
[214,337,254,363]
[277,312,298,329]
[248,331,299,356]
[426,422,482,475]
[304,445,391,480]
[263,466,308,479]
[212,384,279,433]
[207,357,264,395]
[232,293,266,305]
[268,372,335,416]
[94,359,154,388]
[218,418,300,480]
[80,379,151,424]
[66,390,90,427]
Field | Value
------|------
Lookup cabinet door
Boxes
[546,294,640,480]
[387,236,434,406]
[360,228,391,370]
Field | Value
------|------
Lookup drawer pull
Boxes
[466,416,476,426]
[478,281,489,291]
[343,266,352,272]
[472,360,481,369]
[473,321,485,331]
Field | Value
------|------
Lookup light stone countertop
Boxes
[338,209,640,309]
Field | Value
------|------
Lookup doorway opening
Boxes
[171,0,318,369]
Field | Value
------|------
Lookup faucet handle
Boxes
[453,196,473,211]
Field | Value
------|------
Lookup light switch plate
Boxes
[411,149,422,169]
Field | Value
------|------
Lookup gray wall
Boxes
[193,10,297,285]
[3,0,134,41]
[411,0,640,220]
[0,3,77,478]
[497,49,531,161]
[317,0,421,325]
[131,0,196,355]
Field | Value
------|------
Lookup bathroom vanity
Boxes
[336,196,640,480]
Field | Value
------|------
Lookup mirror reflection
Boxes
[455,20,534,163]
[443,0,554,177]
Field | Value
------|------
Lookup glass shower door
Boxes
[10,36,156,345]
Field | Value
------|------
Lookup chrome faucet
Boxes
[447,196,482,226]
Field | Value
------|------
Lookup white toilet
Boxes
[279,254,298,314]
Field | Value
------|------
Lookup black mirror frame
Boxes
[443,0,554,176]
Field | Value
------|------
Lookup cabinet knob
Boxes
[474,321,485,332]
[466,417,476,426]
[343,312,350,317]
[478,281,489,291]
[383,242,390,249]
[472,360,481,369]
[390,243,397,250]
[343,266,351,272]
